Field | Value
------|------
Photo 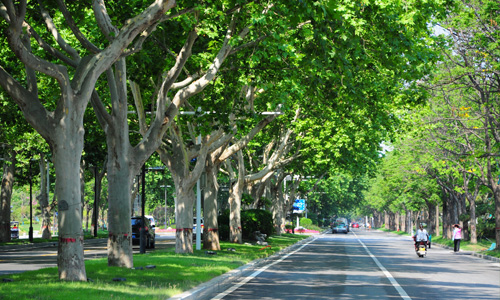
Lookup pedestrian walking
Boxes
[452,224,462,252]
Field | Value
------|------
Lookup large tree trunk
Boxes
[203,159,221,250]
[395,212,400,231]
[0,149,15,242]
[107,169,133,267]
[435,204,440,237]
[228,150,244,244]
[90,163,106,235]
[158,130,211,254]
[228,186,243,243]
[442,189,453,239]
[271,180,286,235]
[38,155,52,239]
[175,186,195,253]
[80,161,86,228]
[106,124,134,268]
[53,122,86,281]
[494,188,500,250]
[426,201,436,236]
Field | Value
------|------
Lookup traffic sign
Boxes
[292,199,306,214]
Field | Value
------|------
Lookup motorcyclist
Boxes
[414,225,429,250]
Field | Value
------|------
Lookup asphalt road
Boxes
[209,228,500,300]
[0,232,175,276]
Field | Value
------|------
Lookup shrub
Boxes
[241,209,273,239]
[477,217,496,239]
[217,210,230,241]
[217,209,274,241]
[300,217,312,227]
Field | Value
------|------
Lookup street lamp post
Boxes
[93,166,98,237]
[161,185,171,228]
[140,164,146,254]
[29,160,33,242]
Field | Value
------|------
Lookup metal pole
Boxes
[140,164,146,254]
[165,186,167,229]
[305,197,307,219]
[195,135,201,250]
[196,177,201,250]
[29,161,33,242]
[93,166,98,237]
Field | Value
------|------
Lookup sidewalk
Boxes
[431,242,500,263]
[386,229,500,264]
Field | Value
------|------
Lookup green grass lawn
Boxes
[0,234,308,300]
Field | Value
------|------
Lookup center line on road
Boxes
[354,232,412,300]
[211,237,317,300]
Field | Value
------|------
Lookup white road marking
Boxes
[354,232,412,300]
[211,238,318,300]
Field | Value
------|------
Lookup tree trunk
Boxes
[271,180,286,235]
[427,201,436,236]
[494,188,500,250]
[228,186,243,243]
[435,204,440,237]
[38,157,52,240]
[384,211,389,230]
[468,189,479,244]
[158,132,210,254]
[228,150,244,244]
[106,148,133,268]
[395,212,401,231]
[53,124,86,281]
[90,163,105,235]
[175,186,195,253]
[203,159,221,250]
[442,189,453,239]
[0,149,15,242]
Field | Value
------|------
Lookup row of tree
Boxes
[362,0,499,249]
[1,0,454,281]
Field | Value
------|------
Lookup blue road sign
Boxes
[293,199,306,214]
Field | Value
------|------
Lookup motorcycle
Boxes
[415,240,427,258]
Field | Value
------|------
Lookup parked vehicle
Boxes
[145,215,156,231]
[10,221,19,239]
[352,222,359,228]
[193,217,204,238]
[131,217,155,249]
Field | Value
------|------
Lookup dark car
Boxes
[131,217,155,249]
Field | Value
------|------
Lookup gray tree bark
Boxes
[0,149,15,242]
[37,154,52,240]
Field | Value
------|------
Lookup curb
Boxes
[167,235,315,300]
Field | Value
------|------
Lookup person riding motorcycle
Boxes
[414,225,429,250]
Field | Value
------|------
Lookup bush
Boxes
[217,209,274,241]
[241,209,273,239]
[217,210,230,241]
[300,217,312,227]
[477,217,496,239]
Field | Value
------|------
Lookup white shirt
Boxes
[416,229,428,241]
